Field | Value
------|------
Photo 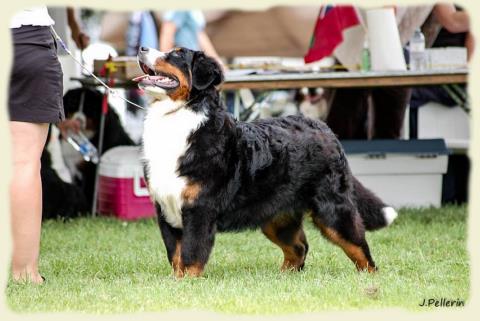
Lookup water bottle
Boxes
[66,130,99,164]
[361,38,371,72]
[409,28,427,71]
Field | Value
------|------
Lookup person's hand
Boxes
[71,28,90,50]
[57,118,82,138]
[466,32,475,62]
[67,7,90,50]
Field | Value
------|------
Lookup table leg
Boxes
[234,90,240,119]
[91,89,108,216]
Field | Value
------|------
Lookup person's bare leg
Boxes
[10,121,49,284]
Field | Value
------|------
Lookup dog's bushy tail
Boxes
[352,176,398,231]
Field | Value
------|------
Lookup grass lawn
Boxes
[6,205,469,314]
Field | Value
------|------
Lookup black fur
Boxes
[191,51,224,91]
[352,176,388,230]
[41,134,88,220]
[141,48,395,275]
[41,150,88,220]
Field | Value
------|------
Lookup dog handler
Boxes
[8,6,86,284]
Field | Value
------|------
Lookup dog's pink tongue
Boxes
[132,74,149,82]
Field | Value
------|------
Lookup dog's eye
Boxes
[170,47,182,57]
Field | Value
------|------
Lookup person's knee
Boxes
[11,157,42,185]
[10,122,49,166]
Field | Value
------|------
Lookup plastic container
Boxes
[66,130,99,164]
[361,39,371,72]
[343,139,449,208]
[409,28,427,71]
[98,146,155,220]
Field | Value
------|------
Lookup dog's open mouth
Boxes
[133,62,179,89]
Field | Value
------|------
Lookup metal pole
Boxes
[91,65,113,216]
[91,108,106,217]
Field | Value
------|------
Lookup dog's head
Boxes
[134,47,223,102]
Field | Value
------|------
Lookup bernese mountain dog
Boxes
[134,46,398,278]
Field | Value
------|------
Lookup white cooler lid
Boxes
[99,146,144,178]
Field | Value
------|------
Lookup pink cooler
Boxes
[98,146,155,220]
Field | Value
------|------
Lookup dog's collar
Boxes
[164,103,185,116]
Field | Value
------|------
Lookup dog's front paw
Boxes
[174,263,205,279]
[184,263,205,277]
[173,268,185,279]
[356,263,377,273]
[280,258,306,272]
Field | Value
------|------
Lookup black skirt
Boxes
[8,25,65,123]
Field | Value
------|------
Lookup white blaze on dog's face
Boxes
[134,47,191,103]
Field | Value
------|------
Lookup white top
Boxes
[10,6,55,28]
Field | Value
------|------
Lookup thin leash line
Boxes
[50,26,145,110]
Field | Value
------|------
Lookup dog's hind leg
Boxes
[311,201,376,273]
[261,213,309,271]
[156,204,184,277]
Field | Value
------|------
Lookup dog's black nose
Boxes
[139,46,149,53]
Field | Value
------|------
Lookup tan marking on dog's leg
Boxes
[172,241,185,278]
[181,182,202,205]
[262,217,307,271]
[313,218,375,273]
[172,242,204,278]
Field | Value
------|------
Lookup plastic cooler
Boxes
[98,146,155,220]
[342,139,449,208]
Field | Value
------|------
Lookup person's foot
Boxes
[12,268,45,285]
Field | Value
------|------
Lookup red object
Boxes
[99,57,115,115]
[304,5,361,63]
[101,90,109,115]
[98,146,156,220]
[101,71,114,115]
[98,176,155,220]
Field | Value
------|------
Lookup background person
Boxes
[323,5,422,140]
[159,10,225,69]
[325,4,471,140]
[410,3,472,126]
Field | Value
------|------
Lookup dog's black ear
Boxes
[191,52,224,91]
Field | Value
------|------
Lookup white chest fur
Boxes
[142,99,206,228]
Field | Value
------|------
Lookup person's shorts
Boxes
[8,25,65,124]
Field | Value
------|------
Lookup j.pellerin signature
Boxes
[419,298,465,307]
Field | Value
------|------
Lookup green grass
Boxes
[6,206,469,314]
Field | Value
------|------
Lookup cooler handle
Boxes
[133,169,150,197]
